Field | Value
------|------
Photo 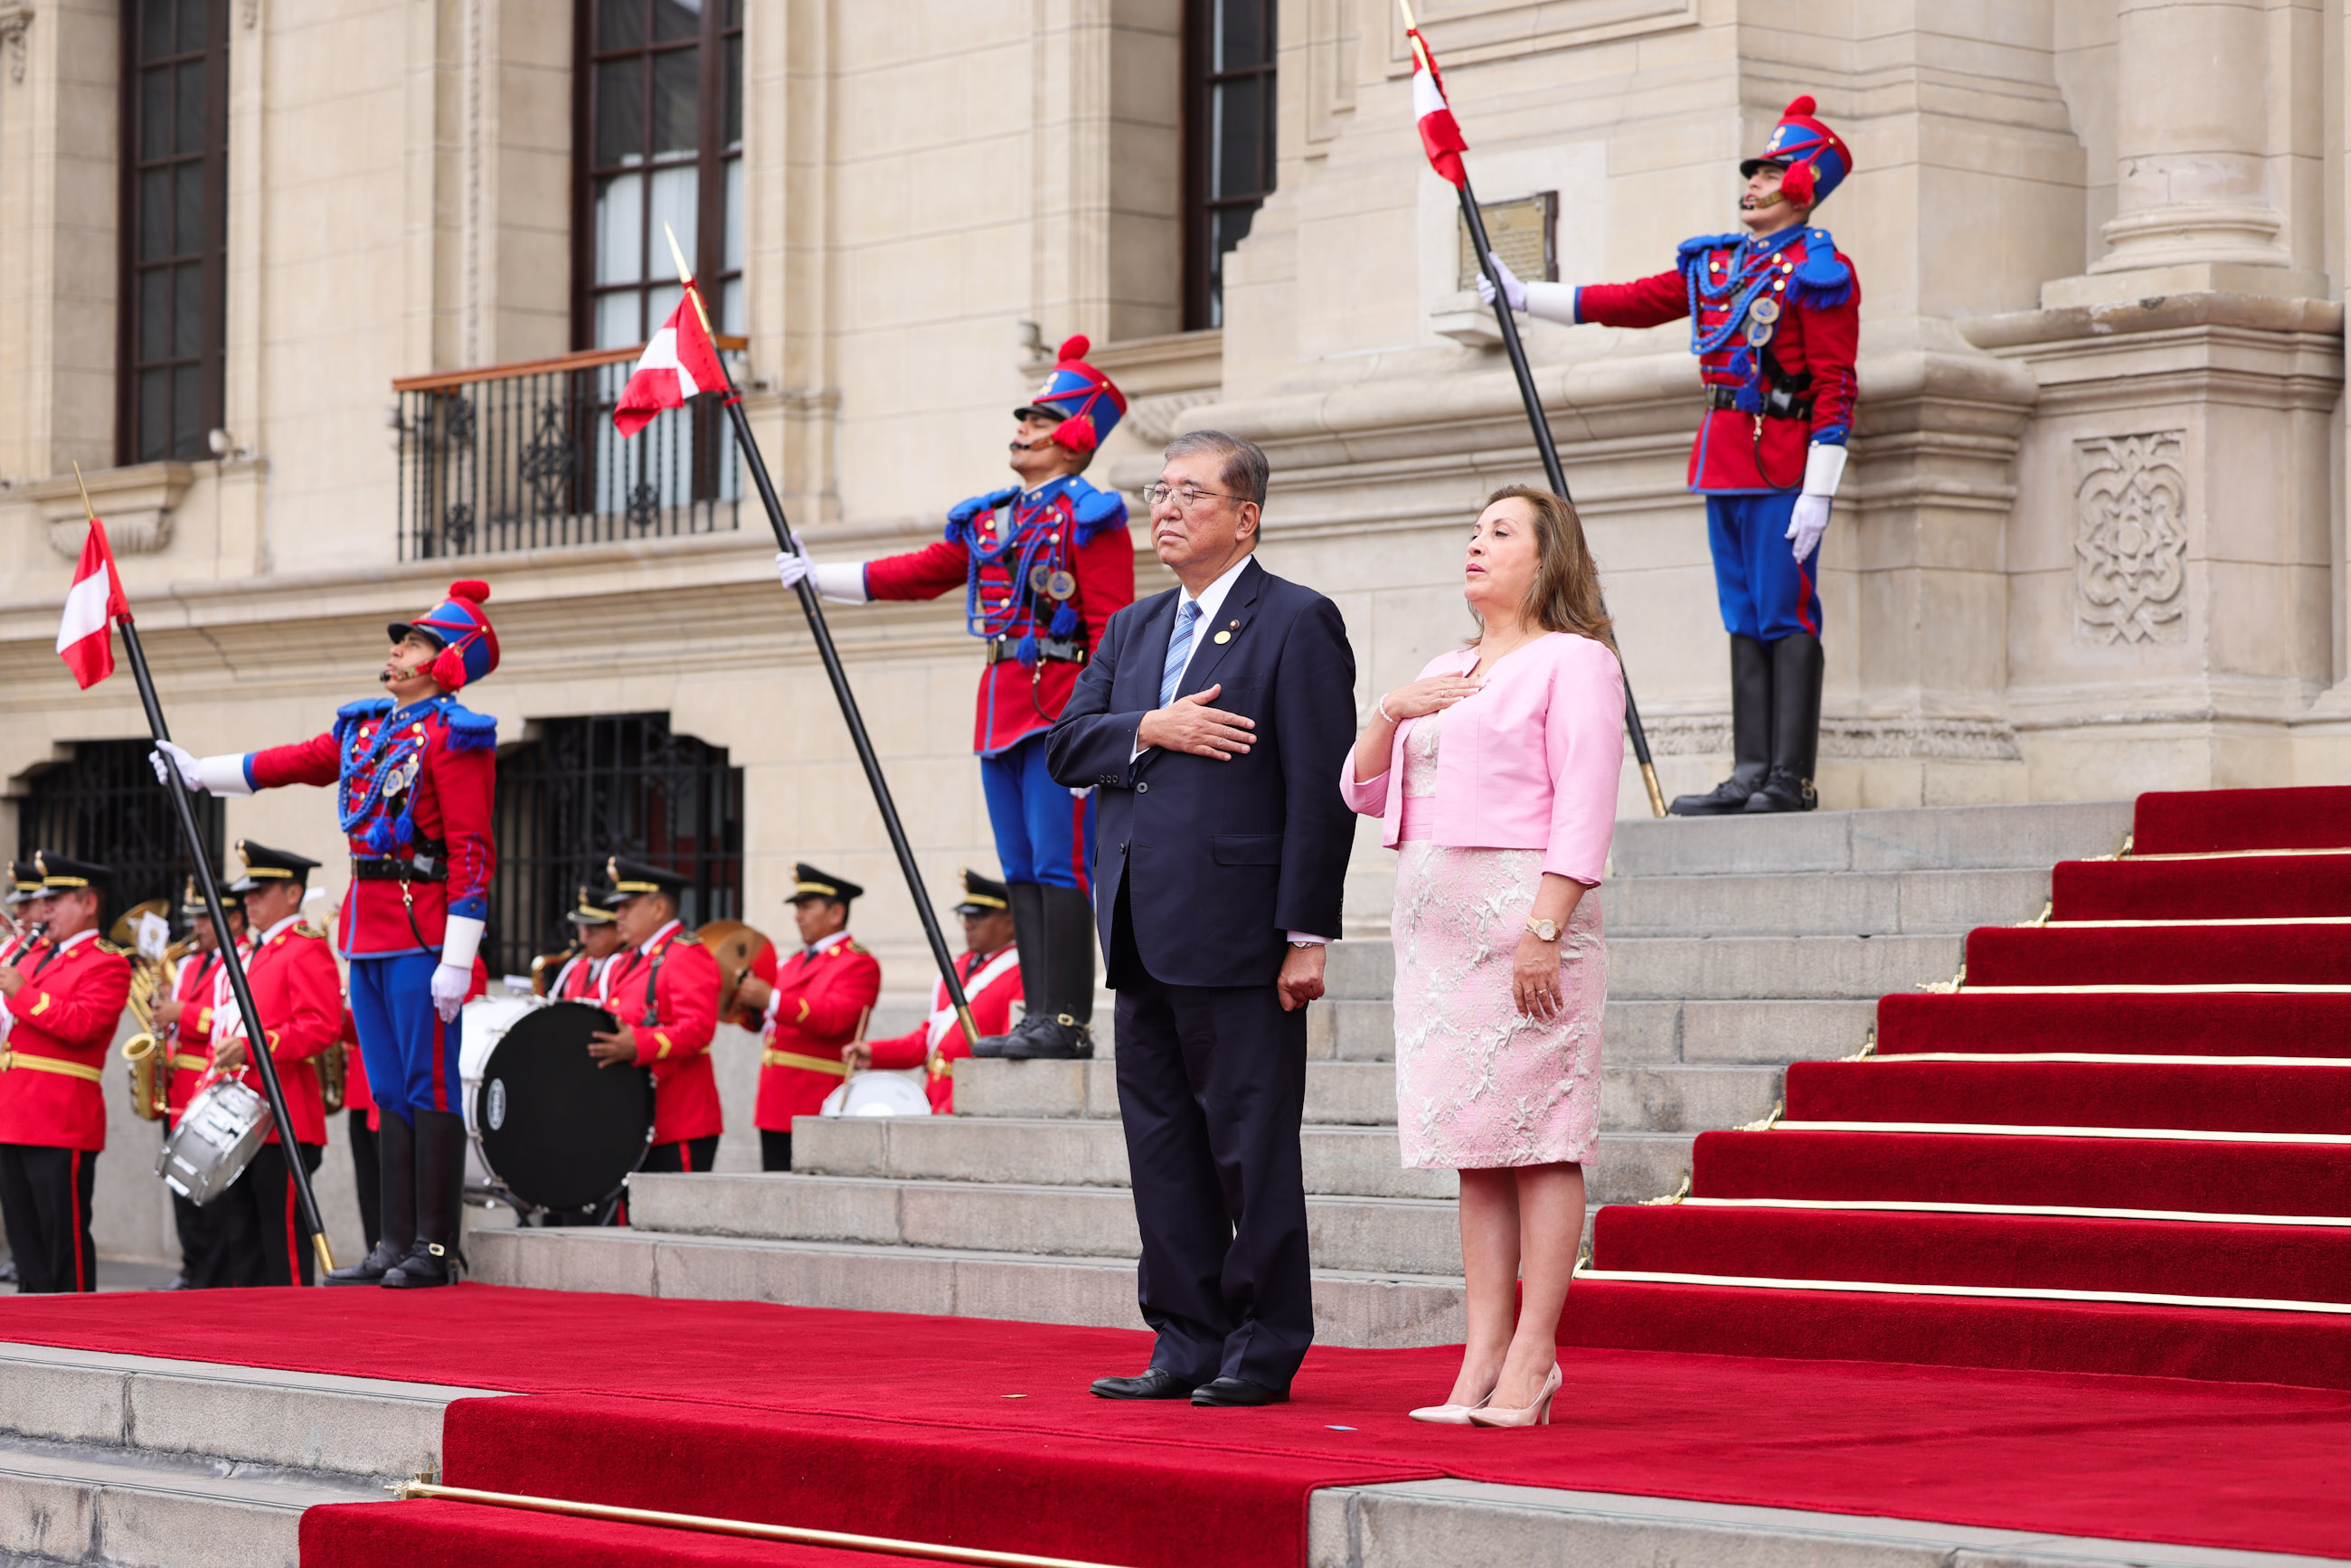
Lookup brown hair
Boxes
[1473,485,1614,644]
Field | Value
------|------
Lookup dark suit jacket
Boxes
[1047,556,1357,989]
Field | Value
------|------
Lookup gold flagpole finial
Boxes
[71,461,98,524]
[662,221,717,338]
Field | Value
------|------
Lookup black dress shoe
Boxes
[1091,1368,1198,1400]
[1190,1376,1287,1407]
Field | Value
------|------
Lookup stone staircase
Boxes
[472,802,2134,1346]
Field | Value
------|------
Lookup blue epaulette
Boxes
[441,704,498,752]
[1676,232,1744,276]
[1065,478,1128,547]
[1786,229,1853,310]
[945,486,1022,538]
[336,696,394,723]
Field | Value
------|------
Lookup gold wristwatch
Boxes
[1525,916,1560,942]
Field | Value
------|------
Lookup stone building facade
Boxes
[0,2,2346,1255]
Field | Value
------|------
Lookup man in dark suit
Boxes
[1047,430,1356,1407]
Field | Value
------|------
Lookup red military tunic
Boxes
[1572,227,1859,495]
[552,950,608,1004]
[242,696,497,959]
[213,916,342,1147]
[862,477,1136,758]
[165,945,230,1129]
[600,922,722,1148]
[0,932,133,1151]
[863,943,1022,1114]
[756,934,882,1129]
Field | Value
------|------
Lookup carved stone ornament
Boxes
[31,462,196,559]
[2073,430,2189,646]
[1,5,32,86]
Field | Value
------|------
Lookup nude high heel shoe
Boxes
[1467,1364,1562,1429]
[1408,1391,1492,1425]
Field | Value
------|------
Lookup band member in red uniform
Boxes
[1,864,43,965]
[849,870,1021,1115]
[0,853,132,1293]
[777,342,1135,1060]
[148,876,245,1289]
[156,581,500,1289]
[736,864,880,1171]
[590,856,723,1175]
[548,885,626,1001]
[204,842,341,1287]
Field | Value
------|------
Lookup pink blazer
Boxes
[1341,632,1626,884]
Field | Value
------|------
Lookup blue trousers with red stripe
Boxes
[348,952,460,1124]
[980,733,1094,890]
[1706,490,1822,642]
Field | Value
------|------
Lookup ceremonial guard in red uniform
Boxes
[590,856,724,1175]
[853,870,1021,1116]
[206,843,341,1287]
[1485,97,1858,815]
[157,580,501,1288]
[778,340,1135,1058]
[149,877,244,1288]
[0,854,132,1293]
[548,885,626,1002]
[737,865,880,1171]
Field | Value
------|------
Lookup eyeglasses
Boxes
[1143,481,1251,511]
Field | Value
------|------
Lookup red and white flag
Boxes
[56,517,128,690]
[1409,31,1468,188]
[612,294,729,438]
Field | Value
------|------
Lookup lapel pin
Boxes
[1213,630,1232,644]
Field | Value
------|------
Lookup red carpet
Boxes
[5,1285,2351,1564]
[2054,852,2351,919]
[1965,921,2351,987]
[1784,1058,2351,1132]
[1874,990,2351,1056]
[302,1501,965,1567]
[2132,784,2351,853]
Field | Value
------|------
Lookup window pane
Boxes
[594,289,640,349]
[721,277,742,335]
[1212,78,1267,200]
[650,48,698,156]
[726,0,741,26]
[176,0,212,55]
[175,263,203,358]
[1214,0,1271,71]
[594,59,645,167]
[724,34,741,147]
[139,373,171,462]
[139,69,173,161]
[645,282,683,335]
[176,60,206,156]
[596,0,644,51]
[138,169,173,261]
[139,269,171,360]
[174,365,203,454]
[176,162,206,255]
[653,0,701,42]
[139,0,174,64]
[594,174,644,285]
[649,164,697,268]
[722,155,742,273]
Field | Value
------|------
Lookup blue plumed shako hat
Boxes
[1740,96,1853,210]
[390,580,499,694]
[1014,336,1128,457]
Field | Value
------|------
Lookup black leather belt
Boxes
[352,845,448,883]
[1706,384,1814,420]
[986,637,1089,666]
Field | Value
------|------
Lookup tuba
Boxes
[694,919,775,1029]
[115,899,186,1123]
[529,942,581,997]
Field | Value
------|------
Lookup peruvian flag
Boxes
[1409,30,1468,188]
[56,517,128,690]
[613,295,729,438]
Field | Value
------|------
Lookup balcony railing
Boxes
[393,339,747,560]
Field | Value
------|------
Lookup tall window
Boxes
[16,741,226,924]
[1185,0,1277,330]
[119,0,230,464]
[578,0,744,349]
[489,714,743,978]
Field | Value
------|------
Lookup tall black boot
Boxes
[974,884,1096,1059]
[1745,632,1824,813]
[325,1110,414,1286]
[1670,635,1773,816]
[382,1109,466,1288]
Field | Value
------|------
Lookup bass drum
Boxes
[473,1000,654,1212]
[820,1069,932,1118]
[459,996,541,1192]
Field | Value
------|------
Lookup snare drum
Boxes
[156,1077,271,1204]
[820,1070,932,1118]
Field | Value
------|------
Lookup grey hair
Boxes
[1164,430,1270,507]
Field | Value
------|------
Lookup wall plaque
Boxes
[1457,193,1557,291]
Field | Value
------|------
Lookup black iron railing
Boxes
[393,339,747,560]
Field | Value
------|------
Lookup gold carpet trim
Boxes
[1774,1119,2351,1146]
[2044,917,2351,928]
[392,1480,1119,1568]
[1567,1267,2351,1316]
[1676,1195,2351,1228]
[1959,983,2351,996]
[2118,847,2351,862]
[1862,1053,2351,1067]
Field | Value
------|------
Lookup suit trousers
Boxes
[1111,900,1313,1390]
[218,1142,325,1287]
[0,1145,98,1293]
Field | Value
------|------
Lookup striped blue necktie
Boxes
[1158,600,1200,708]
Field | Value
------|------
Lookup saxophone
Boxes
[120,939,190,1123]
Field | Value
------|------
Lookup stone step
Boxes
[1610,801,2133,880]
[956,1056,1399,1124]
[1325,940,1394,1001]
[1609,934,1963,1000]
[1603,999,1879,1064]
[791,1116,1456,1200]
[468,1228,1467,1349]
[1604,867,2050,938]
[625,1171,1464,1276]
[1600,1065,1784,1134]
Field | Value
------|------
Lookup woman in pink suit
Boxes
[1341,486,1625,1429]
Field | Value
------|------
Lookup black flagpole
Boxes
[661,232,980,1049]
[80,486,335,1275]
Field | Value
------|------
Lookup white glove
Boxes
[430,963,470,1023]
[1475,251,1528,314]
[151,741,202,790]
[1787,495,1830,564]
[775,536,812,592]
